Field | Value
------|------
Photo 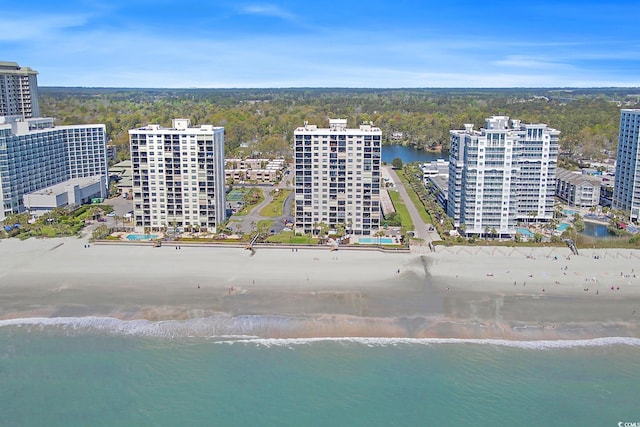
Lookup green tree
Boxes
[391,157,403,169]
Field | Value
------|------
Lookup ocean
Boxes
[1,317,639,427]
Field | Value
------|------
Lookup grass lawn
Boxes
[388,190,414,230]
[266,231,318,244]
[257,219,274,232]
[234,189,264,216]
[396,170,433,224]
[259,189,292,217]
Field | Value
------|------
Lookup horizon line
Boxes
[38,86,640,91]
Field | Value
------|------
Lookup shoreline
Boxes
[1,238,639,340]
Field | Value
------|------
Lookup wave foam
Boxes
[1,316,639,349]
[216,336,640,349]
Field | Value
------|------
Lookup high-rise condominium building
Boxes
[294,119,381,236]
[129,119,225,233]
[0,116,108,221]
[613,109,640,221]
[0,61,40,119]
[447,116,559,236]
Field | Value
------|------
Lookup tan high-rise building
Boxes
[294,119,382,236]
[0,61,40,119]
[129,119,226,233]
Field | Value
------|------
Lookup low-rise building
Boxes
[420,159,449,180]
[420,159,449,211]
[555,167,602,208]
[224,158,286,184]
[23,176,104,214]
[109,160,133,196]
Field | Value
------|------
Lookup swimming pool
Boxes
[557,223,571,232]
[126,234,159,241]
[516,227,534,237]
[563,209,578,216]
[358,237,395,244]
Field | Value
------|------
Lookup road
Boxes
[231,187,293,235]
[384,166,441,243]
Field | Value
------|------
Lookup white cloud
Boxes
[238,4,297,20]
[492,55,570,70]
[9,13,638,88]
[0,14,89,42]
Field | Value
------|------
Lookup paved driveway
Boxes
[231,186,293,235]
[384,166,441,243]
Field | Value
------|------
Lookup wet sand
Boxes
[1,238,639,339]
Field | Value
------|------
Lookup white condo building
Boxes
[294,119,382,236]
[613,109,640,221]
[0,116,108,221]
[129,119,225,233]
[0,61,40,119]
[447,116,559,236]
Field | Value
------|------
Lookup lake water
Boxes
[382,145,446,164]
[582,221,613,238]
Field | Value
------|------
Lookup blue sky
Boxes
[2,0,639,88]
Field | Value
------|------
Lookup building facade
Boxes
[0,61,40,119]
[294,119,381,236]
[555,167,602,208]
[225,158,286,184]
[613,109,640,221]
[0,116,107,221]
[23,177,104,214]
[447,116,559,236]
[129,119,225,233]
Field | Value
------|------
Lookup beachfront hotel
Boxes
[294,119,382,236]
[0,61,40,119]
[0,116,108,221]
[613,109,640,222]
[447,116,559,237]
[129,119,225,233]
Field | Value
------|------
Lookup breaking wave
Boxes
[1,316,640,349]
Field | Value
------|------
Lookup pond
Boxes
[582,221,614,238]
[382,145,446,164]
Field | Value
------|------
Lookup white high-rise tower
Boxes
[613,109,640,221]
[447,116,559,236]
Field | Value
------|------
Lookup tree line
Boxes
[39,87,640,162]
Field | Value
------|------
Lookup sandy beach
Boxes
[1,237,639,339]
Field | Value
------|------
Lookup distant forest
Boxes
[39,87,640,162]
